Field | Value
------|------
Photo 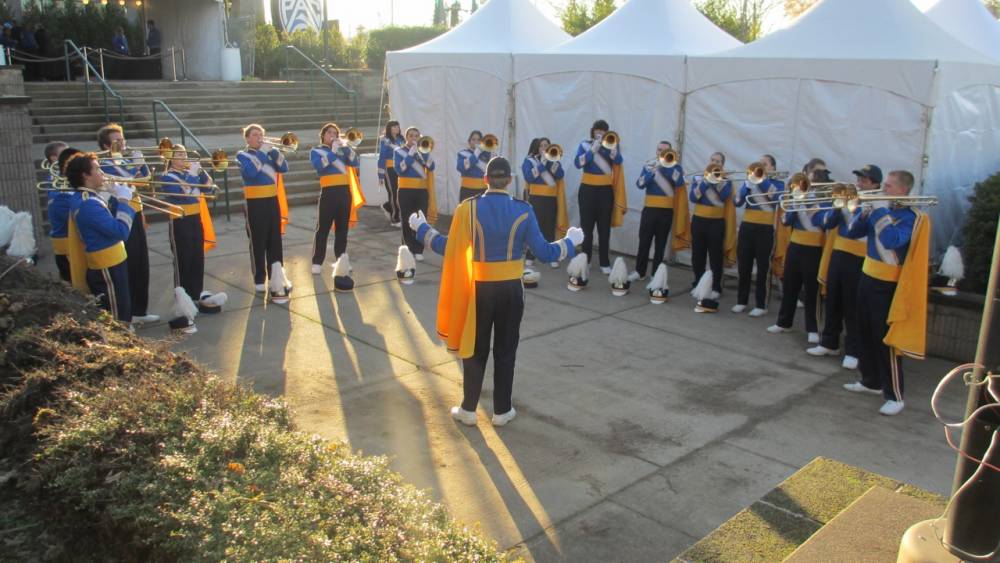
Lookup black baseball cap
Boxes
[486,156,512,179]
[852,164,883,184]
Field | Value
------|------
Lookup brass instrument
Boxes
[418,135,434,155]
[342,127,364,148]
[781,182,936,212]
[262,132,299,153]
[702,163,727,185]
[601,131,620,151]
[658,148,679,168]
[480,133,499,153]
[162,148,234,172]
[543,144,563,163]
[96,137,174,160]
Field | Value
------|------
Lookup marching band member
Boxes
[409,157,583,427]
[237,123,292,303]
[97,124,158,324]
[809,165,881,367]
[628,140,688,283]
[767,159,830,341]
[394,126,437,261]
[377,120,404,226]
[43,141,70,282]
[456,130,494,203]
[65,152,135,324]
[733,154,784,317]
[689,151,736,312]
[522,137,567,268]
[159,145,225,334]
[574,119,626,274]
[842,170,930,416]
[309,122,364,275]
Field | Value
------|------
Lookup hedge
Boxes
[962,173,1000,294]
[365,26,447,73]
[0,258,503,561]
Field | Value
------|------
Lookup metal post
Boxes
[152,101,159,141]
[943,215,1000,559]
[98,49,105,80]
[63,41,70,81]
[180,48,187,80]
[83,48,91,82]
[223,170,230,221]
[170,47,177,81]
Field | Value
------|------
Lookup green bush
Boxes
[365,25,446,73]
[962,173,1000,294]
[251,23,367,78]
[19,1,144,56]
[0,259,503,561]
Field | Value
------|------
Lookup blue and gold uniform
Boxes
[377,134,405,223]
[101,158,152,319]
[635,161,688,279]
[69,188,135,322]
[522,154,568,266]
[456,147,494,202]
[394,144,437,256]
[735,178,784,309]
[845,205,930,403]
[574,137,626,269]
[774,202,827,334]
[417,166,576,420]
[237,146,289,287]
[815,207,868,358]
[310,143,364,267]
[689,176,736,294]
[160,167,216,305]
[47,174,74,283]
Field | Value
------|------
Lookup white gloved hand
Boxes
[188,161,202,176]
[871,199,890,211]
[130,149,145,163]
[591,139,602,152]
[566,226,584,247]
[111,182,133,202]
[408,210,428,232]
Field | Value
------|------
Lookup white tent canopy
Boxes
[685,0,1000,254]
[920,0,1000,61]
[513,0,739,256]
[386,0,569,211]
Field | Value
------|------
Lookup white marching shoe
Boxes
[879,400,905,416]
[767,325,790,334]
[843,381,882,395]
[842,355,859,370]
[254,283,266,293]
[806,345,839,356]
[748,308,767,317]
[627,271,642,282]
[492,408,517,427]
[311,264,322,275]
[807,332,820,344]
[525,259,534,267]
[450,406,477,426]
[731,304,747,313]
[415,253,425,262]
[132,314,160,324]
[600,266,612,275]
[550,262,559,269]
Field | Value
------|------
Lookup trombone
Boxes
[642,148,680,170]
[417,135,434,155]
[158,149,235,173]
[543,144,563,163]
[341,127,364,148]
[262,132,299,153]
[480,133,500,153]
[781,183,937,212]
[600,131,620,151]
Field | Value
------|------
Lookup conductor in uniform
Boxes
[410,157,584,427]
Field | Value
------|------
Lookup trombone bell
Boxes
[418,136,434,155]
[263,132,299,152]
[480,133,499,153]
[544,144,563,163]
[601,131,619,151]
[658,148,678,168]
[342,128,364,148]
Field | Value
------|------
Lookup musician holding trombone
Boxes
[574,119,626,275]
[628,141,686,282]
[377,120,404,227]
[65,152,136,324]
[456,130,497,203]
[394,126,437,261]
[310,123,364,275]
[43,141,71,282]
[97,124,159,325]
[689,151,735,311]
[841,170,932,416]
[522,137,567,268]
[808,165,881,368]
[733,154,784,317]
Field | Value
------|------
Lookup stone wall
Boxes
[926,292,999,365]
[0,67,25,96]
[0,95,45,256]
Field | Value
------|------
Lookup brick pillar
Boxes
[0,93,46,257]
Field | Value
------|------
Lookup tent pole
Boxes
[917,60,941,196]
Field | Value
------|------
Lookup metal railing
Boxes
[152,99,231,221]
[283,45,359,124]
[63,39,125,123]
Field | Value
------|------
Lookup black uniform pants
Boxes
[462,279,524,415]
[821,250,864,355]
[635,207,673,278]
[527,194,558,262]
[382,168,401,223]
[398,188,429,254]
[691,215,724,293]
[245,196,283,285]
[776,242,821,332]
[736,222,775,309]
[578,184,614,268]
[312,186,351,265]
[55,254,71,283]
[124,211,150,316]
[459,187,486,204]
[87,262,131,323]
[169,215,204,301]
[857,274,904,401]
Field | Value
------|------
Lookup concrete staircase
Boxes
[27,80,385,222]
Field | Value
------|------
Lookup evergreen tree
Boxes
[433,0,446,27]
[471,0,479,13]
[592,0,617,24]
[450,1,461,27]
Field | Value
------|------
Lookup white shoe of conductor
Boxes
[450,406,477,426]
[492,408,517,427]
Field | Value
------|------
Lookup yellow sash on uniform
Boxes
[200,198,217,252]
[66,214,89,292]
[427,169,438,225]
[672,185,691,252]
[611,164,627,228]
[436,199,477,359]
[723,196,737,267]
[461,177,486,189]
[772,211,792,279]
[277,173,289,235]
[527,180,569,237]
[348,166,366,228]
[885,211,931,360]
[817,229,839,295]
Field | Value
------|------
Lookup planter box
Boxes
[927,290,1000,365]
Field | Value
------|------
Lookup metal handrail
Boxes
[63,39,125,124]
[152,99,231,221]
[283,45,358,124]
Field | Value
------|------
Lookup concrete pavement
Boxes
[33,203,968,561]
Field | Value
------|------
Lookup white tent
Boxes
[512,0,739,256]
[920,0,1000,61]
[685,0,1000,255]
[386,0,569,211]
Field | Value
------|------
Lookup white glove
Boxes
[408,210,428,232]
[871,199,890,211]
[111,182,133,202]
[129,149,145,164]
[188,161,202,176]
[408,145,418,156]
[566,226,584,247]
[591,139,602,152]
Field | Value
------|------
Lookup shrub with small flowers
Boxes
[0,258,504,561]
